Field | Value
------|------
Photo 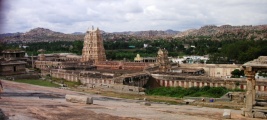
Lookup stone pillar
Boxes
[179,81,182,87]
[194,82,197,87]
[165,80,168,87]
[189,81,192,88]
[174,81,178,87]
[243,67,256,117]
[215,83,218,87]
[184,81,188,88]
[260,86,264,91]
[169,80,173,87]
[255,86,259,91]
[199,82,202,87]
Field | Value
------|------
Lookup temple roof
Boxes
[243,56,267,68]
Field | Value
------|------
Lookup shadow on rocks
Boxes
[0,109,7,120]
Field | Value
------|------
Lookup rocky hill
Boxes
[1,25,267,43]
[174,25,267,41]
[0,28,180,43]
[0,28,84,43]
[113,29,179,38]
[103,29,179,41]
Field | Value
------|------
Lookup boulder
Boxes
[65,94,93,104]
[140,102,151,106]
[254,112,266,119]
[184,99,195,104]
[223,109,231,119]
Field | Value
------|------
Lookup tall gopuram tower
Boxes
[157,48,171,72]
[81,26,106,63]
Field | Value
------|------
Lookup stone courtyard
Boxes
[0,80,259,120]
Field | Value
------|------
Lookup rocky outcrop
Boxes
[174,25,267,41]
[1,28,179,43]
[1,28,84,43]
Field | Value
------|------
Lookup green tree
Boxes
[231,69,244,78]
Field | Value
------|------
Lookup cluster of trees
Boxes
[2,37,267,63]
[14,41,83,55]
[220,40,267,63]
[231,69,245,78]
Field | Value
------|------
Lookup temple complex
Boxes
[81,26,106,63]
[33,27,267,111]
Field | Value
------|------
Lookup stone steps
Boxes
[253,106,267,112]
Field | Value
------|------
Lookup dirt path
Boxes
[0,80,258,120]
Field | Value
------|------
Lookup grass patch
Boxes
[15,79,60,87]
[51,77,82,88]
[73,88,182,105]
[146,86,229,98]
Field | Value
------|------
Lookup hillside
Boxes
[1,25,267,43]
[0,28,179,43]
[174,25,267,41]
[0,28,84,43]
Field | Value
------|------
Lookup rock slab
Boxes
[65,94,93,104]
[140,102,151,106]
[254,112,266,119]
[223,109,231,119]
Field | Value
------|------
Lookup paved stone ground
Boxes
[0,80,259,120]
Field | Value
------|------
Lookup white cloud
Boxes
[1,0,267,33]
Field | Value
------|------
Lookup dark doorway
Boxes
[13,66,17,72]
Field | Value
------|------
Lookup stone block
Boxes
[140,102,151,106]
[223,109,231,119]
[254,112,266,119]
[65,94,93,104]
[184,99,195,104]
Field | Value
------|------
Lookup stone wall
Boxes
[51,69,80,82]
[49,69,147,94]
[96,61,147,70]
[122,62,147,70]
[150,74,267,91]
[0,64,26,76]
[179,64,242,78]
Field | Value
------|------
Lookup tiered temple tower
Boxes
[157,48,171,72]
[81,26,106,63]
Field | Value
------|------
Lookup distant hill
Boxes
[0,28,180,43]
[0,28,84,43]
[1,25,267,43]
[71,32,84,35]
[174,25,267,41]
[112,29,179,37]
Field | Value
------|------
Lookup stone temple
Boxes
[34,27,267,118]
[81,26,106,63]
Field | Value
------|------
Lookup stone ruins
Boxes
[0,50,27,76]
[242,56,267,118]
[33,27,267,118]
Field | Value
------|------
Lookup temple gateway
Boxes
[242,56,267,118]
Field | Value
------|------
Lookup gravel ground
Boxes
[0,80,259,120]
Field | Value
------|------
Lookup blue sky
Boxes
[1,0,267,33]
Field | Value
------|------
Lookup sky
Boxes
[1,0,267,33]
